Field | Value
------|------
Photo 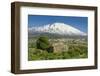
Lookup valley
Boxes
[28,37,88,60]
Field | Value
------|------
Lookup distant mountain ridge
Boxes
[28,22,87,37]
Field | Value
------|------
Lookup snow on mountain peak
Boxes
[29,22,87,36]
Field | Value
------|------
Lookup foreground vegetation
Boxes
[28,36,88,61]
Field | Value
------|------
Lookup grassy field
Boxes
[28,37,88,61]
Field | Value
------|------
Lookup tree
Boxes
[36,36,50,50]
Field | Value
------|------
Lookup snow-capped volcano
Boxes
[28,22,86,36]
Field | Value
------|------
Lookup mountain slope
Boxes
[28,22,86,37]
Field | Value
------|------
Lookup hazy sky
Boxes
[28,15,88,33]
